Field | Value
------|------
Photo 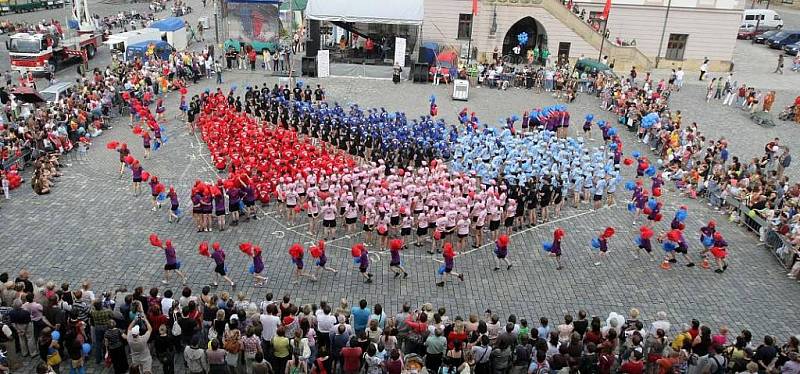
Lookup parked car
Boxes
[738,23,769,39]
[767,31,800,49]
[754,29,781,44]
[39,81,74,103]
[741,8,784,29]
[784,41,800,56]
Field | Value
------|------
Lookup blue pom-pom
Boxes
[175,208,183,217]
[702,236,713,247]
[437,264,446,275]
[82,343,91,355]
[634,237,643,246]
[608,128,618,136]
[627,202,636,212]
[632,151,641,159]
[51,331,60,341]
[663,242,676,251]
[645,166,656,176]
[591,237,601,249]
[676,209,688,222]
[175,261,182,269]
[647,198,658,211]
[585,114,594,121]
[609,143,618,150]
[248,264,255,274]
[625,181,636,191]
[353,258,361,264]
[543,242,553,252]
[157,192,167,201]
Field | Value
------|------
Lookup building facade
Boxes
[422,0,743,72]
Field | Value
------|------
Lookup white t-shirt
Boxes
[260,314,280,341]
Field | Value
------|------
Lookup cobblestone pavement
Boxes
[2,71,799,345]
[2,2,800,372]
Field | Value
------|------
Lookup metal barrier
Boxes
[764,229,797,269]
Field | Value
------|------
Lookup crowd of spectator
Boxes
[593,65,800,278]
[0,41,220,197]
[0,269,798,374]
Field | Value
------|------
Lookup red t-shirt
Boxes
[341,347,363,374]
[619,360,644,374]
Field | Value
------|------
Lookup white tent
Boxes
[306,0,423,25]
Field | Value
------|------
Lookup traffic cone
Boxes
[701,257,711,269]
[660,258,671,270]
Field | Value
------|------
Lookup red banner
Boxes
[472,0,479,15]
[602,0,611,19]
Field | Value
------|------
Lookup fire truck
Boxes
[6,0,100,76]
[7,31,101,75]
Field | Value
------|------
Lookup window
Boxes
[665,33,688,60]
[745,14,754,20]
[774,14,781,20]
[457,13,473,39]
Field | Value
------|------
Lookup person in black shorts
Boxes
[539,178,552,223]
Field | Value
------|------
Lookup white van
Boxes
[742,9,784,29]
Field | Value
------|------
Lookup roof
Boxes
[11,87,45,104]
[127,40,170,50]
[279,0,307,11]
[40,82,74,93]
[150,17,184,32]
[306,0,423,25]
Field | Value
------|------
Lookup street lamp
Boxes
[654,0,673,68]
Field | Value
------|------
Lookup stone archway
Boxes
[502,16,547,64]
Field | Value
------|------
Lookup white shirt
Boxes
[161,297,175,316]
[317,313,337,333]
[260,314,280,341]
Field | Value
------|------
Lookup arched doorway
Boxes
[502,17,547,64]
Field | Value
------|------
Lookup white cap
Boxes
[131,326,140,336]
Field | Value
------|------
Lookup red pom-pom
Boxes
[239,242,253,256]
[430,159,438,169]
[554,228,565,240]
[602,227,616,238]
[667,229,681,242]
[179,87,188,95]
[498,235,510,247]
[141,171,150,182]
[132,125,143,135]
[318,240,326,252]
[198,241,210,257]
[106,141,119,150]
[124,155,135,165]
[653,187,662,197]
[389,238,404,251]
[215,160,226,170]
[293,205,302,213]
[443,242,455,257]
[433,231,442,240]
[623,158,633,166]
[310,246,322,258]
[678,222,686,230]
[351,243,364,258]
[639,226,654,240]
[643,207,652,215]
[156,183,165,194]
[289,243,304,259]
[397,169,405,177]
[654,213,663,222]
[318,191,330,200]
[149,233,162,247]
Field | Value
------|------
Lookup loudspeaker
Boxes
[412,63,428,83]
[306,20,320,57]
[301,56,317,77]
